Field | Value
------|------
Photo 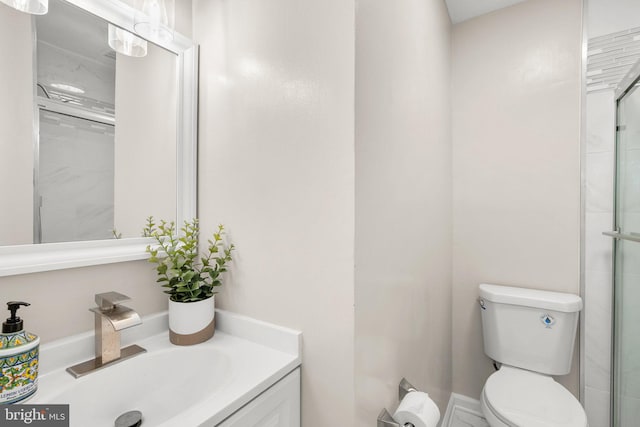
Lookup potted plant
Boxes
[144,217,235,345]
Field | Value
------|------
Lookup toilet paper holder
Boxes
[376,378,419,427]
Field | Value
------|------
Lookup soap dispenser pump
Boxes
[0,301,40,404]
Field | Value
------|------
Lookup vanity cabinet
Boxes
[216,368,301,427]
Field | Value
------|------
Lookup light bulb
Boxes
[133,0,174,43]
[108,24,148,58]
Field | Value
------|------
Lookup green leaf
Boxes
[166,269,180,279]
[142,217,236,301]
[182,270,195,282]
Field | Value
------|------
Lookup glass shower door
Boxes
[36,108,115,243]
[613,81,640,427]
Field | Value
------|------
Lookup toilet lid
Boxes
[483,366,587,427]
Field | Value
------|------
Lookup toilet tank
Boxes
[479,284,582,375]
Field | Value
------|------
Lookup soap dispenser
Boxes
[0,302,39,404]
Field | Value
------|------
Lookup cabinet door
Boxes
[217,368,300,427]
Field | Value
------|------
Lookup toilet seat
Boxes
[481,366,587,427]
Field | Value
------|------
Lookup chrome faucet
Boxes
[66,292,146,378]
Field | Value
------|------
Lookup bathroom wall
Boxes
[114,44,177,236]
[588,0,640,38]
[451,0,583,400]
[354,0,452,423]
[193,1,356,426]
[0,6,34,246]
[0,263,166,342]
[0,0,193,342]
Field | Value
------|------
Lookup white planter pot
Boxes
[168,296,215,345]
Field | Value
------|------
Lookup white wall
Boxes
[354,0,452,423]
[588,0,640,38]
[175,0,192,38]
[451,0,583,399]
[0,261,167,342]
[114,43,177,237]
[0,6,33,246]
[193,1,355,426]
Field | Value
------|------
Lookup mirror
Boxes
[0,0,197,275]
[35,0,179,244]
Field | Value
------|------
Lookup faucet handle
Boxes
[95,292,131,310]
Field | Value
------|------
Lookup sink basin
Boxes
[29,311,301,427]
[33,344,232,426]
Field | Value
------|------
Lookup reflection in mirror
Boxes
[0,0,177,246]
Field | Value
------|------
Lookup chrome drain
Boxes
[115,410,142,427]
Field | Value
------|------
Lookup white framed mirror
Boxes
[0,0,197,276]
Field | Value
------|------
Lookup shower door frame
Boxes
[610,59,640,427]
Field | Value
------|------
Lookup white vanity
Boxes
[31,310,302,427]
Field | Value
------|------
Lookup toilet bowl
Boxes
[478,284,588,427]
[480,366,587,427]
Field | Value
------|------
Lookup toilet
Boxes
[478,283,588,427]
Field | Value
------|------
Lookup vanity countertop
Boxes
[30,310,302,427]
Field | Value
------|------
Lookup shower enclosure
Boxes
[35,97,115,243]
[605,64,640,426]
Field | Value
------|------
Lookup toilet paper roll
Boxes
[393,391,440,427]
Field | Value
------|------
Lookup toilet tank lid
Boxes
[479,284,583,313]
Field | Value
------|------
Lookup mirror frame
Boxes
[0,0,198,276]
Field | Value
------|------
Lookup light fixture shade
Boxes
[108,24,148,58]
[0,0,47,14]
[133,0,174,43]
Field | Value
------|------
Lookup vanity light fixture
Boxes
[133,0,174,43]
[0,0,47,15]
[108,24,148,58]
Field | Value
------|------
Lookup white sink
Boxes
[30,310,301,427]
[34,344,232,425]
